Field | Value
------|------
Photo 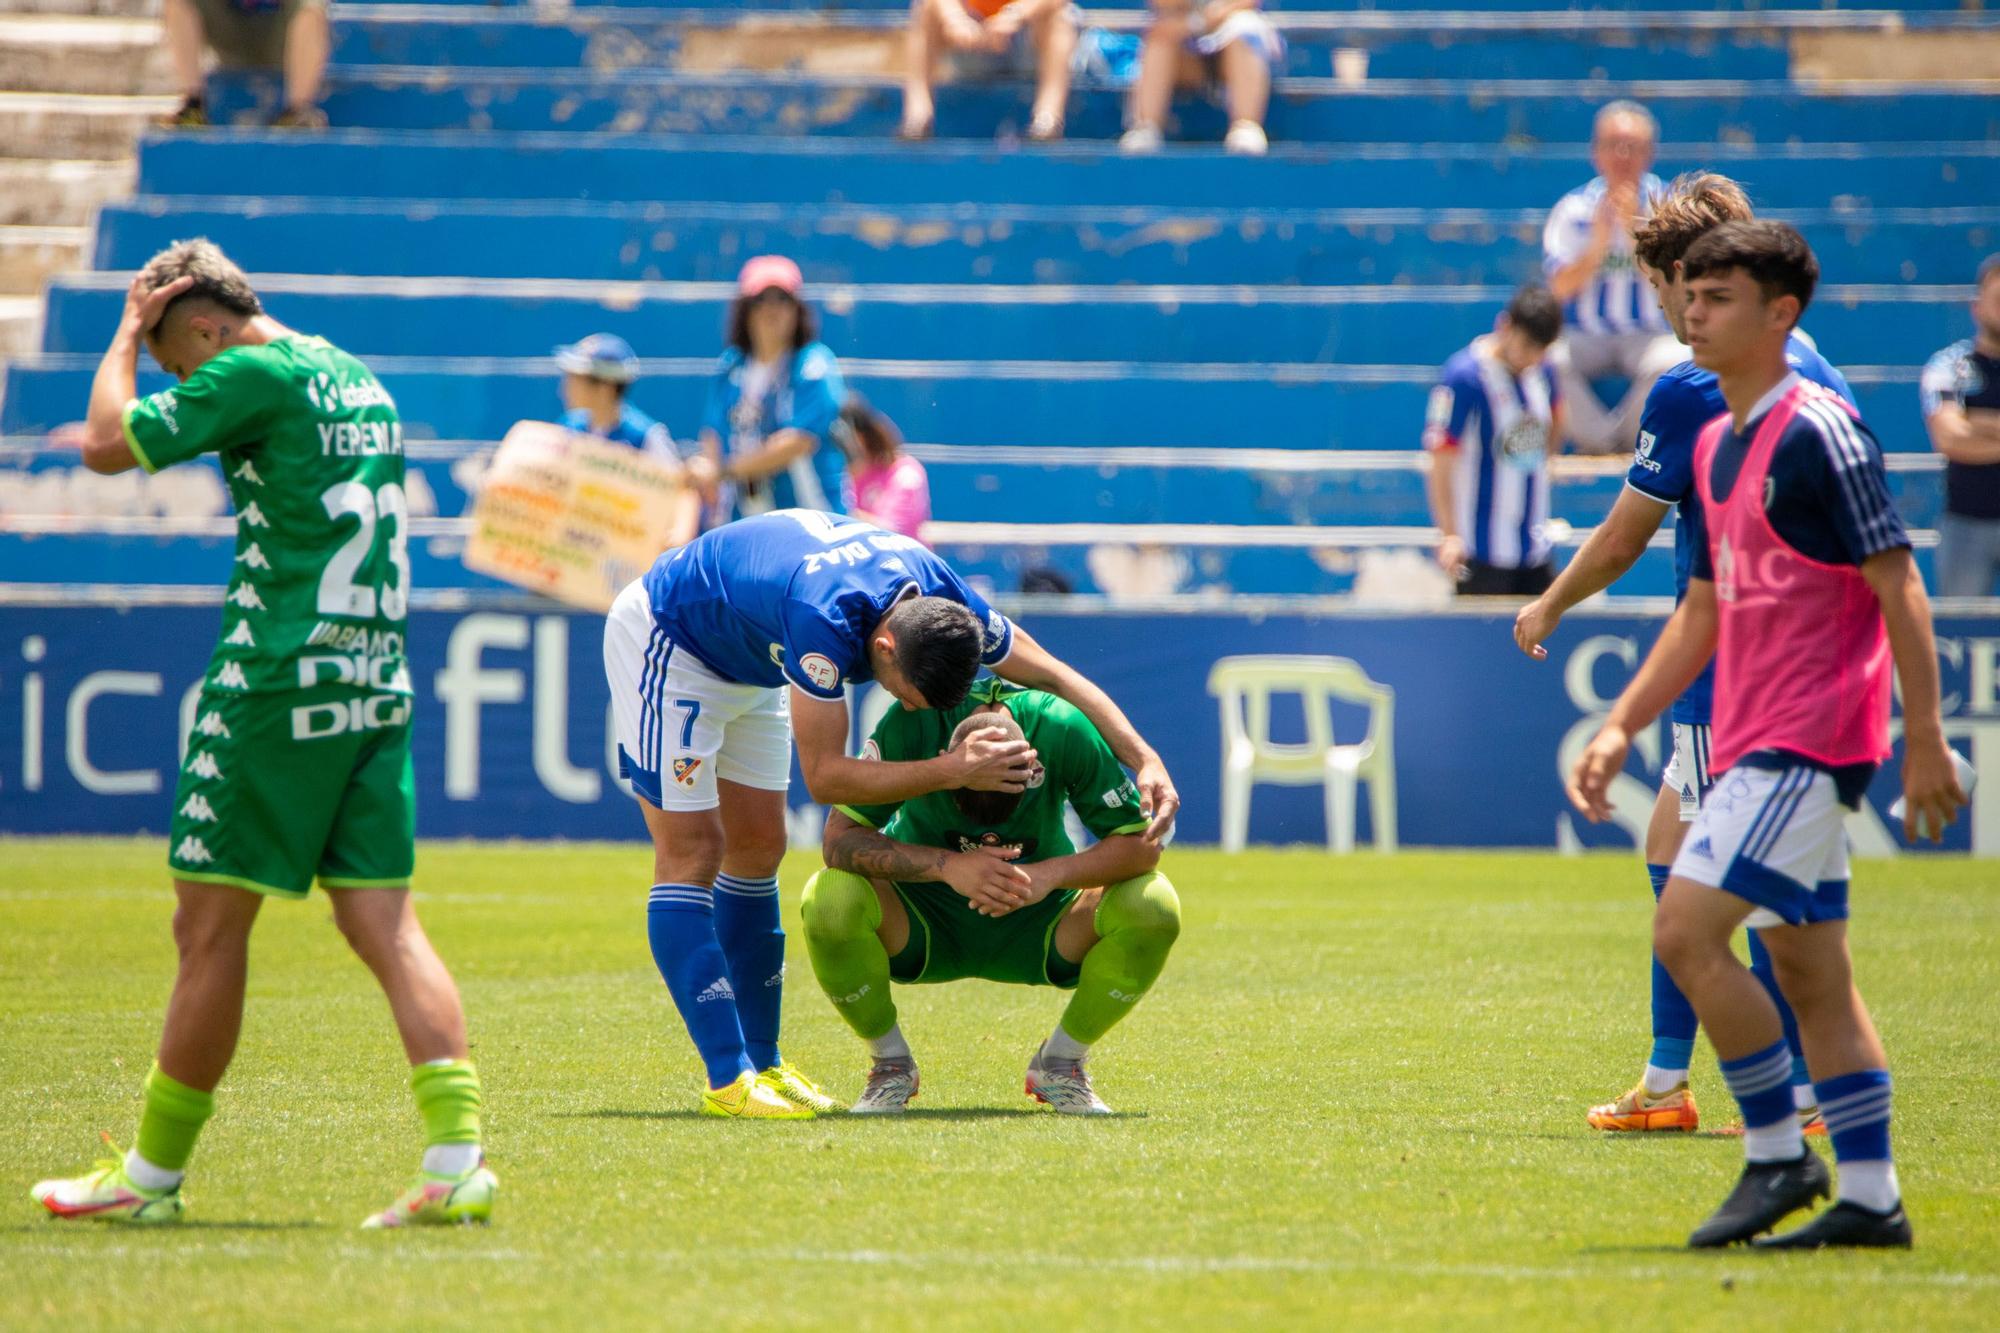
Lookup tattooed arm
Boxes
[822,807,1034,917]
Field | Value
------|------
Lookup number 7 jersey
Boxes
[123,335,412,695]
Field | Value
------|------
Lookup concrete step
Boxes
[0,157,134,227]
[0,92,175,161]
[0,225,87,295]
[0,16,170,95]
[0,0,156,17]
[0,296,42,362]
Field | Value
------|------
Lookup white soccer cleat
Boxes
[851,1057,920,1114]
[1025,1050,1113,1116]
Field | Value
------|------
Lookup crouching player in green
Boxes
[802,682,1180,1114]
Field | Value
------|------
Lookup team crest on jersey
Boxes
[799,653,840,691]
[672,757,703,788]
[860,739,881,762]
[953,830,1035,859]
[1499,419,1549,465]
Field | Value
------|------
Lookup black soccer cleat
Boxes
[1687,1151,1831,1248]
[1754,1199,1913,1250]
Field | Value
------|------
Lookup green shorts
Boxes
[887,881,1083,989]
[167,681,416,899]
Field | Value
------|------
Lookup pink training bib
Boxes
[1693,379,1892,773]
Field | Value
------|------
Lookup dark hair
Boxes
[139,238,263,325]
[837,394,902,464]
[725,287,817,355]
[947,705,1026,824]
[1979,254,2000,290]
[1633,171,1754,273]
[1681,220,1818,314]
[884,596,983,710]
[1502,284,1563,347]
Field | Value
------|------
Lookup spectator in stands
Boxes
[699,255,851,524]
[901,0,1077,142]
[1921,254,2000,597]
[1120,0,1284,156]
[840,395,931,541]
[157,0,329,129]
[555,334,680,464]
[1424,285,1565,597]
[1542,101,1679,454]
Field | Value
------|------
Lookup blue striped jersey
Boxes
[1425,339,1562,569]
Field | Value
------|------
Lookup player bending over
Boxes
[605,509,1177,1119]
[802,683,1180,1114]
[1571,222,1963,1249]
[32,241,493,1229]
[1517,172,1854,1135]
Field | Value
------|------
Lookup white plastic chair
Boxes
[1206,655,1397,854]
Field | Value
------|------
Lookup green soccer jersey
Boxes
[123,335,411,696]
[839,680,1148,860]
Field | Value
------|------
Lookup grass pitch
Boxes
[2,838,1996,1330]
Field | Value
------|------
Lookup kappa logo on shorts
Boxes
[799,653,840,691]
[195,711,231,739]
[179,794,217,823]
[173,835,215,865]
[1689,836,1714,859]
[673,756,703,788]
[186,752,224,781]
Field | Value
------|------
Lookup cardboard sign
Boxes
[463,421,685,611]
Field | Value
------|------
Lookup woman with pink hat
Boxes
[697,255,851,527]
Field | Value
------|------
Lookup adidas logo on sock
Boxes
[695,977,736,1003]
[764,963,786,988]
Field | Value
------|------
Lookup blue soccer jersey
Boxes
[1626,332,1855,724]
[702,342,850,519]
[1424,341,1562,569]
[642,509,1014,700]
[560,402,683,463]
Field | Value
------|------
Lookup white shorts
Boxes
[603,579,792,812]
[1191,11,1286,64]
[1669,760,1853,929]
[1660,721,1715,822]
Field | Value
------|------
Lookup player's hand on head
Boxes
[1567,725,1628,823]
[124,273,194,337]
[1900,738,1967,845]
[956,726,1038,792]
[1514,598,1554,661]
[1137,757,1179,844]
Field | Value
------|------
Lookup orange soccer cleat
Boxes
[1587,1081,1701,1132]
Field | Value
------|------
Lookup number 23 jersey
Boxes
[123,335,411,695]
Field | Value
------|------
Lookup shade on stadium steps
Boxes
[36,274,1971,370]
[131,132,2000,210]
[0,359,1933,456]
[92,200,2000,289]
[301,71,2000,144]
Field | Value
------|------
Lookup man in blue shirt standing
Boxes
[1514,173,1854,1138]
[554,332,682,464]
[1919,256,2000,596]
[601,509,1179,1119]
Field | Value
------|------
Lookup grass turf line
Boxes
[2,838,1995,1330]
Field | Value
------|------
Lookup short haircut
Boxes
[948,703,1026,825]
[1502,284,1563,347]
[1979,254,2000,290]
[724,287,818,355]
[1681,220,1818,314]
[138,238,262,324]
[1632,171,1754,273]
[1594,99,1658,141]
[884,596,983,710]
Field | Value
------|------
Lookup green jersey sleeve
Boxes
[122,347,284,473]
[1048,698,1147,841]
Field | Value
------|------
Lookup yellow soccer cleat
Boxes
[758,1062,842,1114]
[31,1144,183,1225]
[700,1070,814,1120]
[360,1163,498,1229]
[1587,1081,1700,1132]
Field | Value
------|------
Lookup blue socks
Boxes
[713,872,786,1071]
[1746,928,1814,1101]
[647,883,754,1090]
[1817,1069,1900,1211]
[1645,864,1698,1078]
[1719,1039,1802,1162]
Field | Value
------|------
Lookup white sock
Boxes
[1794,1082,1819,1112]
[1742,1117,1806,1165]
[422,1143,482,1178]
[1836,1160,1900,1214]
[1043,1025,1090,1064]
[867,1025,911,1061]
[1643,1065,1688,1095]
[123,1149,182,1193]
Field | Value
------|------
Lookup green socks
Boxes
[800,869,901,1042]
[411,1058,483,1147]
[135,1062,215,1173]
[1059,872,1181,1045]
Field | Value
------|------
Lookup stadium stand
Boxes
[1,0,1995,597]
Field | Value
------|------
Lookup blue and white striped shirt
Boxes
[1542,174,1672,338]
[1425,339,1562,569]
